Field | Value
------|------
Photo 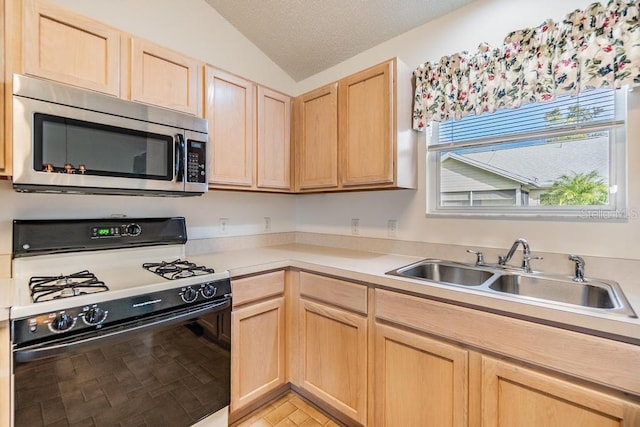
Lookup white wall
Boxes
[1,0,299,255]
[50,0,296,94]
[294,0,640,260]
[0,181,296,254]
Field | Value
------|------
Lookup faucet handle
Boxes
[522,256,543,273]
[466,249,485,265]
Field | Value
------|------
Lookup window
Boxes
[427,88,628,219]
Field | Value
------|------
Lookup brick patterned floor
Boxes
[232,392,343,427]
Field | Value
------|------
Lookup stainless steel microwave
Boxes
[12,74,208,196]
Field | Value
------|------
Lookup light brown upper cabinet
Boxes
[257,87,292,190]
[205,69,292,192]
[205,67,255,187]
[22,0,121,96]
[129,38,202,116]
[294,83,339,191]
[294,58,417,192]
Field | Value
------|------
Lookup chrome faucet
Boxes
[499,238,530,266]
[499,238,541,272]
[568,254,585,282]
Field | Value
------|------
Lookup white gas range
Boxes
[10,217,231,427]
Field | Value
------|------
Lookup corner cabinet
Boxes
[257,87,292,190]
[374,323,469,426]
[128,37,202,116]
[230,271,287,416]
[294,58,417,192]
[22,0,121,96]
[297,272,368,425]
[294,83,339,191]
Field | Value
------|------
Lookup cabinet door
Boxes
[130,38,201,115]
[296,83,338,191]
[206,67,255,187]
[482,356,640,427]
[299,298,367,424]
[23,0,120,96]
[231,297,286,412]
[374,323,468,427]
[339,60,393,187]
[257,87,291,190]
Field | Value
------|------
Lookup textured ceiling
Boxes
[204,0,477,81]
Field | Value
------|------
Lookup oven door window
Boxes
[33,113,174,180]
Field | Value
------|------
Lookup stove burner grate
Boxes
[29,270,109,303]
[143,259,215,280]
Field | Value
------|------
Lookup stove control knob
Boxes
[49,313,75,333]
[201,284,217,299]
[83,306,108,326]
[181,287,198,303]
[126,223,142,236]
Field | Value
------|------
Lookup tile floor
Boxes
[231,392,343,427]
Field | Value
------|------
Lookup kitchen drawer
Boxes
[300,271,367,315]
[232,270,285,307]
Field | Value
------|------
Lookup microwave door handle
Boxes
[175,133,185,182]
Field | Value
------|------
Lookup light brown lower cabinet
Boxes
[374,323,468,427]
[299,298,367,424]
[230,271,286,414]
[481,356,640,427]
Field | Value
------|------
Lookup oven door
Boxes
[12,299,231,427]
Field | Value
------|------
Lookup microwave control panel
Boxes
[186,140,206,184]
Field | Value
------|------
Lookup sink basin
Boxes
[386,259,637,318]
[489,274,617,309]
[388,260,495,287]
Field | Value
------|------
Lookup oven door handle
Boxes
[13,298,231,363]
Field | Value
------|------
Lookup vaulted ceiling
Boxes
[204,0,477,81]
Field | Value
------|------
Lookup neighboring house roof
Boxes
[442,137,609,188]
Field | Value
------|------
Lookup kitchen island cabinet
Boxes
[230,271,287,418]
[297,272,368,425]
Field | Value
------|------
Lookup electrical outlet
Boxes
[219,218,228,234]
[264,217,271,232]
[388,219,397,237]
[351,218,360,235]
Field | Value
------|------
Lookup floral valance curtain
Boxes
[412,0,640,130]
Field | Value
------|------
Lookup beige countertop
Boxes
[191,243,640,342]
[1,243,638,341]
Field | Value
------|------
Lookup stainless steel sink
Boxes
[386,259,637,318]
[388,260,496,287]
[489,274,616,309]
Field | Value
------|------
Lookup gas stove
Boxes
[10,217,231,347]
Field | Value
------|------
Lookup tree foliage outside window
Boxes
[540,171,609,206]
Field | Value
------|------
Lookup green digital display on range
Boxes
[97,228,110,236]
